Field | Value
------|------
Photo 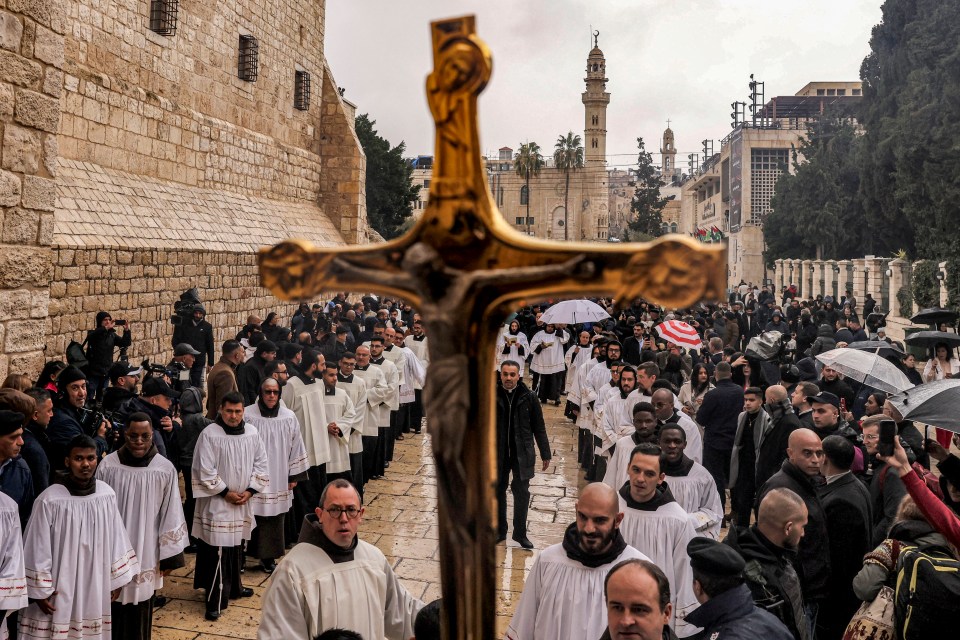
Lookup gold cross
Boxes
[259,15,724,638]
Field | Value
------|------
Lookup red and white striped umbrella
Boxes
[655,320,703,350]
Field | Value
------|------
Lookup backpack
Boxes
[65,338,89,369]
[894,543,960,640]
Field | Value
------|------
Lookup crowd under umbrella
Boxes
[538,299,610,325]
[910,307,959,329]
[814,348,915,396]
[889,378,960,434]
[904,331,960,350]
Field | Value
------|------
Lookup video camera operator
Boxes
[83,311,132,403]
[171,297,215,387]
[47,365,108,470]
[169,343,202,393]
[115,376,180,460]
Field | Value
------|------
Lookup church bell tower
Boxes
[582,32,610,167]
[661,124,677,183]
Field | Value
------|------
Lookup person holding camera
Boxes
[172,306,215,387]
[83,311,132,404]
[169,343,202,394]
[47,366,108,472]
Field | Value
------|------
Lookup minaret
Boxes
[661,122,677,182]
[582,32,610,167]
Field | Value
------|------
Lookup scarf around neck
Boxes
[562,521,629,568]
[619,481,676,511]
[54,471,96,497]
[117,444,159,467]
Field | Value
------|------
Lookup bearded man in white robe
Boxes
[244,379,309,573]
[506,483,646,640]
[192,392,269,620]
[258,479,423,640]
[616,442,700,638]
[19,435,139,640]
[96,414,188,639]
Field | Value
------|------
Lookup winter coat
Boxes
[0,456,34,525]
[686,583,794,640]
[755,460,831,601]
[19,422,50,497]
[176,387,212,469]
[495,381,551,481]
[172,318,215,363]
[47,405,108,472]
[868,460,908,546]
[809,325,836,358]
[83,327,131,377]
[695,379,745,450]
[206,358,239,419]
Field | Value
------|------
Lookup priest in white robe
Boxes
[599,366,641,458]
[96,415,189,640]
[505,483,647,640]
[529,324,568,405]
[403,319,429,433]
[652,388,703,463]
[563,331,593,395]
[616,442,700,638]
[571,345,603,469]
[317,363,358,483]
[497,320,531,377]
[192,392,269,620]
[393,331,425,436]
[245,379,309,573]
[258,479,423,640]
[0,491,26,640]
[336,353,368,490]
[353,345,390,483]
[658,424,723,539]
[602,402,659,490]
[19,435,139,640]
[369,337,400,473]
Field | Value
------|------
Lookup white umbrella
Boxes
[539,300,610,325]
[814,348,914,395]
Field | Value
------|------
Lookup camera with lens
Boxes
[170,288,203,326]
[141,358,177,381]
[77,405,123,440]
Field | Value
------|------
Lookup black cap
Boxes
[807,391,840,408]
[0,410,25,436]
[687,537,745,576]
[57,365,87,392]
[256,340,278,355]
[108,361,142,382]
[174,343,201,357]
[141,376,181,399]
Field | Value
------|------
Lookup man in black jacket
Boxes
[83,311,132,403]
[47,366,109,470]
[101,361,141,413]
[696,362,744,511]
[754,429,830,634]
[172,306,215,387]
[817,435,872,640]
[496,360,551,550]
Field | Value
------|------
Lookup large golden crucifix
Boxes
[260,15,725,639]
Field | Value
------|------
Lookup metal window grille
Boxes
[149,0,178,36]
[749,148,789,226]
[294,70,311,110]
[238,35,259,82]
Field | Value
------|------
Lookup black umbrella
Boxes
[910,307,959,327]
[904,331,960,349]
[846,340,906,359]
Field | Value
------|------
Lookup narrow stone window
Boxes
[238,35,259,82]
[149,0,178,36]
[294,70,311,110]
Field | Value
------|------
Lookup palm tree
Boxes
[514,142,544,235]
[554,132,584,241]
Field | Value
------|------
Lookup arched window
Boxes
[520,185,528,205]
[592,138,598,148]
[670,222,678,233]
[660,223,669,234]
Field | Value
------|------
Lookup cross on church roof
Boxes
[258,16,725,638]
[666,118,671,129]
[593,29,599,48]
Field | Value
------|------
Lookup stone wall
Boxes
[0,0,64,381]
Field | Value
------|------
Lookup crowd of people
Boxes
[2,283,960,640]
[496,284,960,640]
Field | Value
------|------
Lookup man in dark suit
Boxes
[696,362,745,512]
[817,434,872,640]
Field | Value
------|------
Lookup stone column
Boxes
[836,260,852,303]
[888,258,906,317]
[865,256,884,311]
[774,259,784,292]
[815,261,826,299]
[851,259,866,314]
[0,4,63,379]
[801,259,812,299]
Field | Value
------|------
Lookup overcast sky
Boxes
[324,0,882,171]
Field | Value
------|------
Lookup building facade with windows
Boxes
[680,82,861,287]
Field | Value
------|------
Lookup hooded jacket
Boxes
[809,325,836,358]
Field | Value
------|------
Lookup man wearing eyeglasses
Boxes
[244,379,308,574]
[96,414,188,639]
[258,478,423,640]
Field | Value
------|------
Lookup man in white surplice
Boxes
[652,388,703,464]
[336,352,368,491]
[616,442,701,638]
[244,378,309,574]
[258,479,423,640]
[192,392,269,620]
[657,425,723,540]
[0,490,26,639]
[317,362,358,484]
[19,435,139,640]
[353,345,389,483]
[96,414,189,639]
[505,483,647,640]
[529,324,568,405]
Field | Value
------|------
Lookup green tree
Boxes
[354,114,420,239]
[514,142,544,235]
[764,118,866,263]
[553,132,584,241]
[627,137,668,239]
[859,0,960,260]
